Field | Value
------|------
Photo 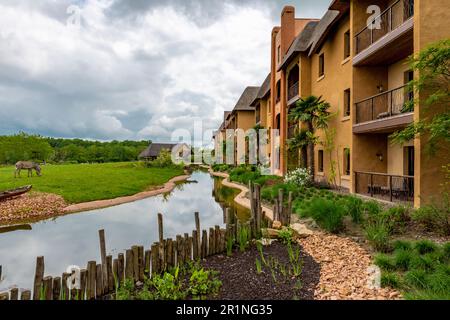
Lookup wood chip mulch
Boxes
[0,192,67,225]
[298,233,402,300]
[201,241,321,300]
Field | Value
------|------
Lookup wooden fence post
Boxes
[137,246,144,282]
[98,229,107,291]
[208,228,215,256]
[192,230,199,260]
[113,259,119,290]
[80,270,87,300]
[132,246,139,282]
[95,264,103,299]
[0,292,8,300]
[151,243,160,274]
[52,276,61,300]
[87,261,96,300]
[43,276,53,300]
[144,250,151,275]
[125,250,134,280]
[118,253,125,285]
[20,290,31,300]
[166,239,173,268]
[106,255,114,292]
[201,230,208,259]
[10,288,18,300]
[33,256,45,300]
[195,212,201,255]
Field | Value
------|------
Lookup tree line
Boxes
[0,133,150,164]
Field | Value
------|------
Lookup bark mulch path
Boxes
[0,192,67,225]
[298,232,402,300]
[202,241,320,300]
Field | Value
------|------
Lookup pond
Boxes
[0,170,249,291]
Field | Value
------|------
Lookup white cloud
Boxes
[0,0,328,142]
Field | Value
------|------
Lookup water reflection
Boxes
[0,171,249,291]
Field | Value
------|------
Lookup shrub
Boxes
[412,193,450,236]
[381,272,402,288]
[284,167,311,188]
[374,253,395,271]
[364,200,383,216]
[394,249,413,271]
[147,149,177,168]
[189,268,222,300]
[404,269,427,289]
[278,227,294,245]
[393,240,413,251]
[344,196,364,224]
[382,206,411,234]
[365,218,391,252]
[414,240,438,255]
[306,197,345,233]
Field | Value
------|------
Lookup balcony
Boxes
[355,171,414,203]
[287,81,299,105]
[353,85,414,134]
[354,0,414,66]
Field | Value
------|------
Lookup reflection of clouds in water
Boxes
[0,171,245,291]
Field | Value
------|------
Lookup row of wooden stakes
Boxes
[0,208,257,301]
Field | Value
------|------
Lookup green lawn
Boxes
[0,162,184,204]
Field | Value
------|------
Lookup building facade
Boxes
[213,0,449,207]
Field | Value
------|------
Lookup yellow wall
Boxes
[388,57,410,90]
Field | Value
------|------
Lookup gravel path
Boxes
[298,233,402,300]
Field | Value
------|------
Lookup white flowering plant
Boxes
[284,167,312,187]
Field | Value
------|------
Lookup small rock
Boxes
[272,221,282,230]
[291,223,314,238]
[261,228,280,239]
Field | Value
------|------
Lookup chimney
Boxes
[280,6,295,56]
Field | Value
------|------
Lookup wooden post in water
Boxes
[79,270,87,300]
[87,261,96,300]
[10,288,18,300]
[98,229,107,291]
[137,246,144,282]
[125,250,134,280]
[33,256,45,300]
[52,276,61,300]
[21,290,31,300]
[43,276,53,300]
[106,255,114,292]
[118,253,124,285]
[95,264,103,299]
[61,272,70,300]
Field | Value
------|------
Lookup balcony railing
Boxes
[288,81,299,101]
[355,171,414,203]
[355,85,413,124]
[355,0,414,54]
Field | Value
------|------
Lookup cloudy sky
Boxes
[0,0,330,144]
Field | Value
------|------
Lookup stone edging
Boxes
[63,174,191,213]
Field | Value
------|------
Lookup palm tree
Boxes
[288,95,331,179]
[287,129,313,168]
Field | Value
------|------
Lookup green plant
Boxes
[226,236,234,257]
[306,197,345,233]
[414,240,438,255]
[287,243,303,277]
[278,227,294,245]
[374,253,395,271]
[255,258,262,274]
[344,196,364,223]
[256,241,266,265]
[149,268,186,300]
[394,249,413,271]
[381,272,402,288]
[381,206,411,234]
[365,218,391,252]
[284,167,312,188]
[412,193,450,236]
[116,278,135,300]
[363,200,382,216]
[238,224,250,252]
[393,240,413,251]
[189,268,222,300]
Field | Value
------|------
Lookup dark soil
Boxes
[202,241,320,300]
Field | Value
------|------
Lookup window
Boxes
[344,30,350,59]
[318,150,324,172]
[277,45,281,63]
[276,80,281,103]
[343,148,350,176]
[318,53,325,77]
[344,89,351,117]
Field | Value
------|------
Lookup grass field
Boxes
[0,162,184,204]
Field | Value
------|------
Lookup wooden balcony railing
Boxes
[355,171,414,203]
[288,81,299,101]
[355,0,414,54]
[355,85,413,124]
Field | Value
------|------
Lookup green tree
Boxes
[390,39,450,154]
[288,95,332,178]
